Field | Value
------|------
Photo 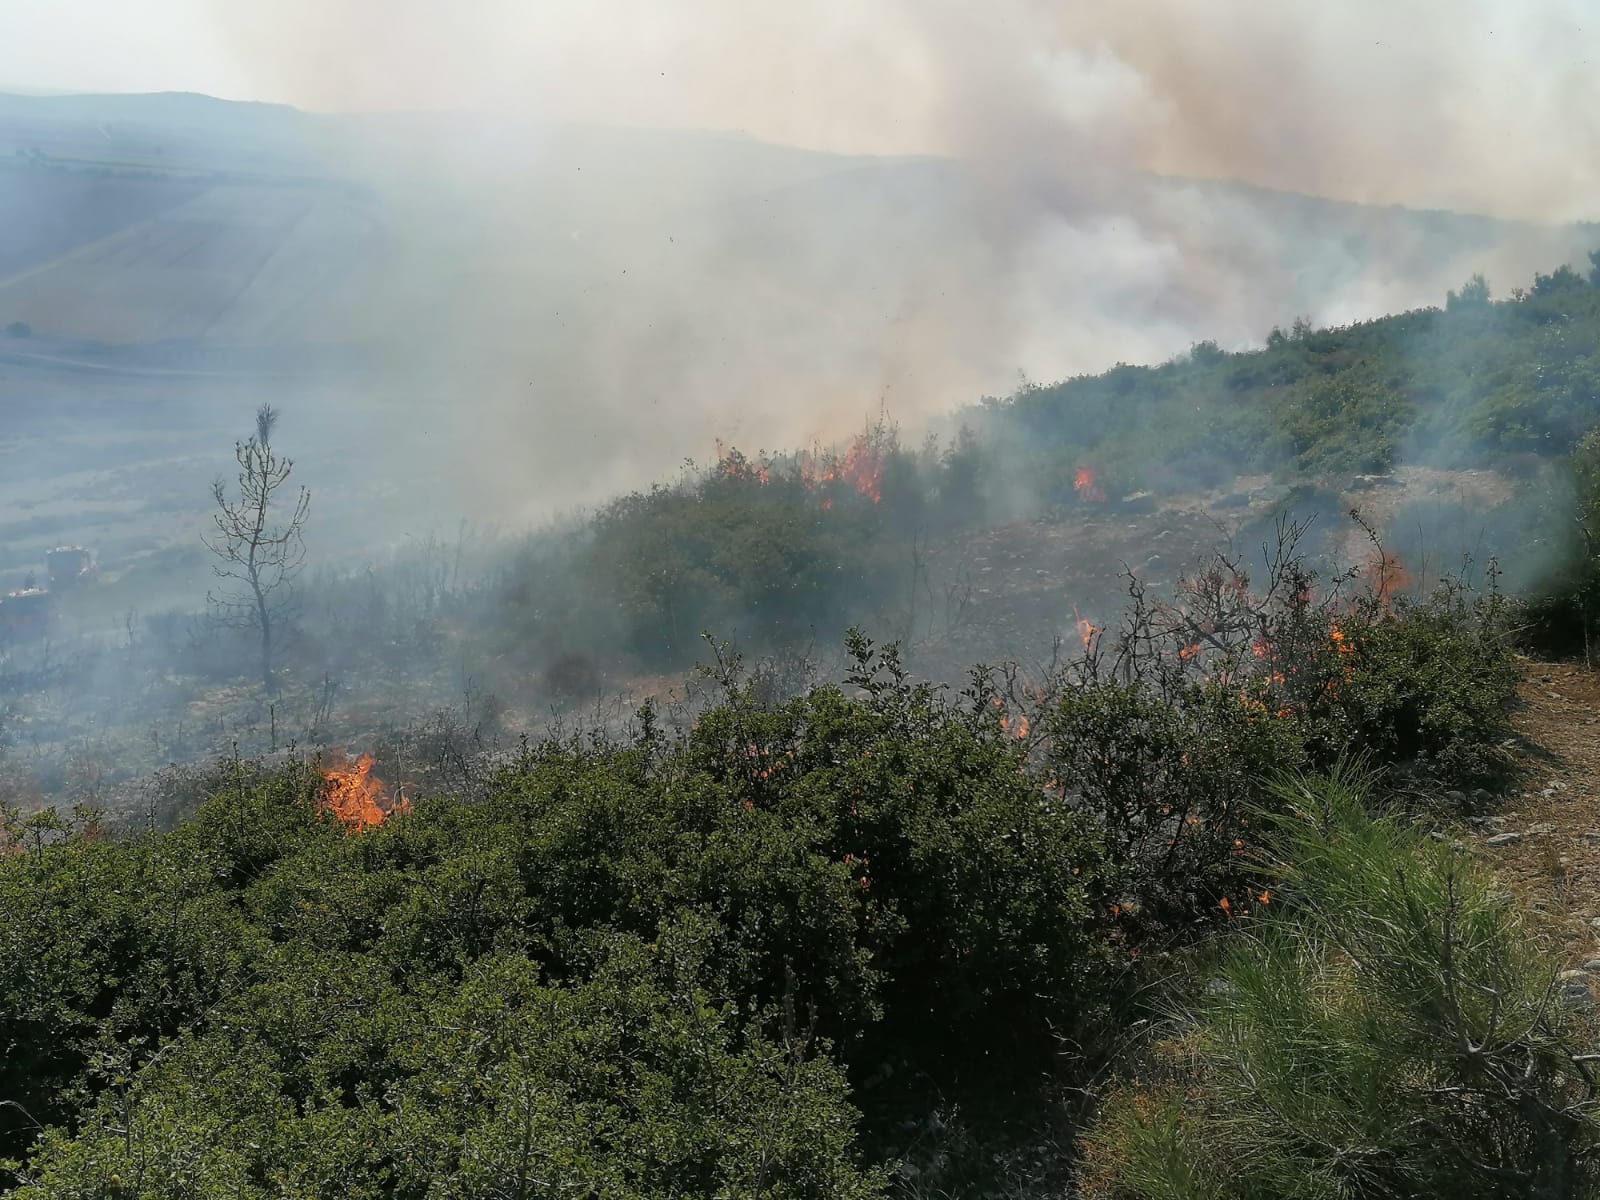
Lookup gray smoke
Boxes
[4,1,1596,528]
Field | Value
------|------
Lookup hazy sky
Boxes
[2,1,1598,219]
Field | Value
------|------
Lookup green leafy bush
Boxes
[1042,677,1302,936]
[10,929,883,1199]
[0,635,1119,1192]
[1319,590,1519,791]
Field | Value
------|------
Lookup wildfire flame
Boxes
[712,433,886,505]
[800,433,884,504]
[1073,467,1106,503]
[1073,607,1098,652]
[1366,550,1410,607]
[714,440,772,485]
[319,753,410,832]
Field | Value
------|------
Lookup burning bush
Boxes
[585,423,927,666]
[318,752,410,832]
[1023,518,1516,936]
[1042,677,1303,936]
[0,647,1110,1195]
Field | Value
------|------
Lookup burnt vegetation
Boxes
[6,258,1600,1196]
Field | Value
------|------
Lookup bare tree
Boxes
[204,405,310,694]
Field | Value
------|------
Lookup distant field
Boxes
[0,166,202,279]
[0,350,417,607]
[0,178,384,343]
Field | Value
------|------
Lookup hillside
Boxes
[1,92,1592,366]
[6,95,1600,1198]
[1,90,1598,523]
[4,569,1593,1196]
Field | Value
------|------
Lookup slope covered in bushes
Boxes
[984,260,1600,499]
[0,555,1523,1195]
[489,256,1600,676]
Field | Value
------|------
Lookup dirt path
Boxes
[1472,662,1600,963]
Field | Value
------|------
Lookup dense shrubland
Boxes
[483,255,1600,676]
[491,421,990,672]
[982,257,1600,499]
[9,258,1600,828]
[0,538,1525,1195]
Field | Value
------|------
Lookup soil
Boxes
[1475,661,1600,964]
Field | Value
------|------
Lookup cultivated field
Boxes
[0,167,202,280]
[0,180,385,344]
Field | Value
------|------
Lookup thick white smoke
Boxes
[168,2,1600,520]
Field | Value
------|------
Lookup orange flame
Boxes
[1178,642,1202,661]
[998,713,1030,739]
[714,440,771,485]
[1073,607,1098,652]
[1367,550,1410,606]
[319,753,410,833]
[800,433,884,504]
[1073,467,1106,503]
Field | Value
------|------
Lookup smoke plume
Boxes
[92,3,1600,519]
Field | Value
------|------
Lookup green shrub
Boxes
[9,930,884,1199]
[1318,590,1519,790]
[1081,772,1600,1200]
[0,636,1118,1191]
[1042,677,1303,936]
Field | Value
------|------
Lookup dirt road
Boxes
[1474,662,1600,963]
